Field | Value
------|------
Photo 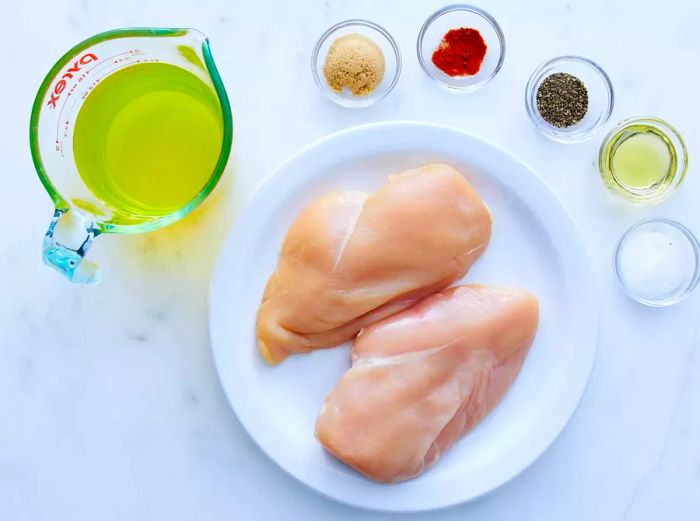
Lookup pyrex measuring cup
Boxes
[30,28,233,283]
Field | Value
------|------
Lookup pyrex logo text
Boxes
[46,53,98,109]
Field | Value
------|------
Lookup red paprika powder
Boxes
[431,27,487,77]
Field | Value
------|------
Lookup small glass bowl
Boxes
[311,19,401,108]
[417,4,505,92]
[614,218,700,307]
[598,117,688,204]
[525,56,614,143]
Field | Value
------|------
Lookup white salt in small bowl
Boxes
[614,218,700,307]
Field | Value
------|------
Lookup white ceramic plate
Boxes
[209,121,597,513]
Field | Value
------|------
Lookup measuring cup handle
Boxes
[42,208,101,284]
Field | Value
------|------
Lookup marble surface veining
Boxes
[1,0,699,520]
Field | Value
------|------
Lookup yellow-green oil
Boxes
[73,62,223,221]
[599,124,677,200]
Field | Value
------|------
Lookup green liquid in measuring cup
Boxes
[73,63,223,222]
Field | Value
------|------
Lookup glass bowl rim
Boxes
[524,54,614,143]
[597,115,688,202]
[613,217,700,307]
[311,19,402,108]
[416,3,506,92]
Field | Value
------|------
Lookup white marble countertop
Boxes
[2,0,699,519]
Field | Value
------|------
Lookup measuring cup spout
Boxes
[42,208,101,284]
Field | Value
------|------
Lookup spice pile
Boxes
[431,27,487,77]
[323,33,385,96]
[536,73,589,128]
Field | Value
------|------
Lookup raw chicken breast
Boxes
[256,164,492,364]
[315,285,539,483]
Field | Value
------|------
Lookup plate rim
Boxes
[209,120,598,513]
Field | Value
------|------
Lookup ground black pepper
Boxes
[536,72,588,128]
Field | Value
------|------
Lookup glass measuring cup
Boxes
[30,28,233,283]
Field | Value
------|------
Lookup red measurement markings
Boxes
[47,53,98,109]
[53,51,142,143]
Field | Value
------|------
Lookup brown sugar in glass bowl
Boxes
[323,33,385,96]
[312,19,401,108]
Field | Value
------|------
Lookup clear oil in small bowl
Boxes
[599,117,687,203]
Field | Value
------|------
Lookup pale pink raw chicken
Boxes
[315,285,540,483]
[256,164,492,364]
